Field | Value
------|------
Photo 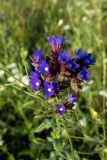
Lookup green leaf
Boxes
[34,119,52,133]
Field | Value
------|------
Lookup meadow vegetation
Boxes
[0,0,107,159]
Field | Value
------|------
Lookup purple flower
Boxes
[33,49,43,62]
[84,54,96,66]
[68,58,79,72]
[56,105,66,115]
[37,60,50,75]
[29,35,96,115]
[68,94,77,103]
[42,82,55,98]
[79,67,91,82]
[47,35,65,55]
[75,49,96,66]
[52,80,60,91]
[58,51,70,63]
[75,48,85,59]
[64,94,77,110]
[29,72,41,91]
[47,35,64,46]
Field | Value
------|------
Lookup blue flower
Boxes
[68,94,77,103]
[33,49,43,62]
[52,80,60,91]
[58,51,70,63]
[29,71,41,91]
[37,60,50,75]
[84,54,96,65]
[79,67,91,82]
[64,94,77,110]
[56,105,66,115]
[42,82,55,98]
[68,58,79,72]
[75,48,85,59]
[47,35,64,46]
[75,49,96,66]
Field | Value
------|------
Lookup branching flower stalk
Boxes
[29,35,96,115]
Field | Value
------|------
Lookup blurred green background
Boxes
[0,0,107,160]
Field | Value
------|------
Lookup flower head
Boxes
[79,67,91,82]
[29,35,96,115]
[56,105,66,115]
[42,82,55,98]
[29,72,41,91]
[37,60,50,75]
[33,49,43,63]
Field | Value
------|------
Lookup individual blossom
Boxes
[58,51,70,64]
[29,71,41,91]
[64,94,77,110]
[33,49,43,63]
[68,58,80,72]
[75,48,85,59]
[47,35,65,55]
[52,80,60,91]
[47,35,64,47]
[68,94,77,103]
[78,67,91,82]
[32,49,43,68]
[42,82,55,98]
[37,60,50,75]
[75,48,96,66]
[56,105,66,115]
[83,53,96,66]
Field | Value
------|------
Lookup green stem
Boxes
[62,117,75,160]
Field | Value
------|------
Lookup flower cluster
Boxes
[29,35,96,115]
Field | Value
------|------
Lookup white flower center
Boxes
[48,88,52,92]
[60,107,63,111]
[36,82,39,86]
[45,67,48,71]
